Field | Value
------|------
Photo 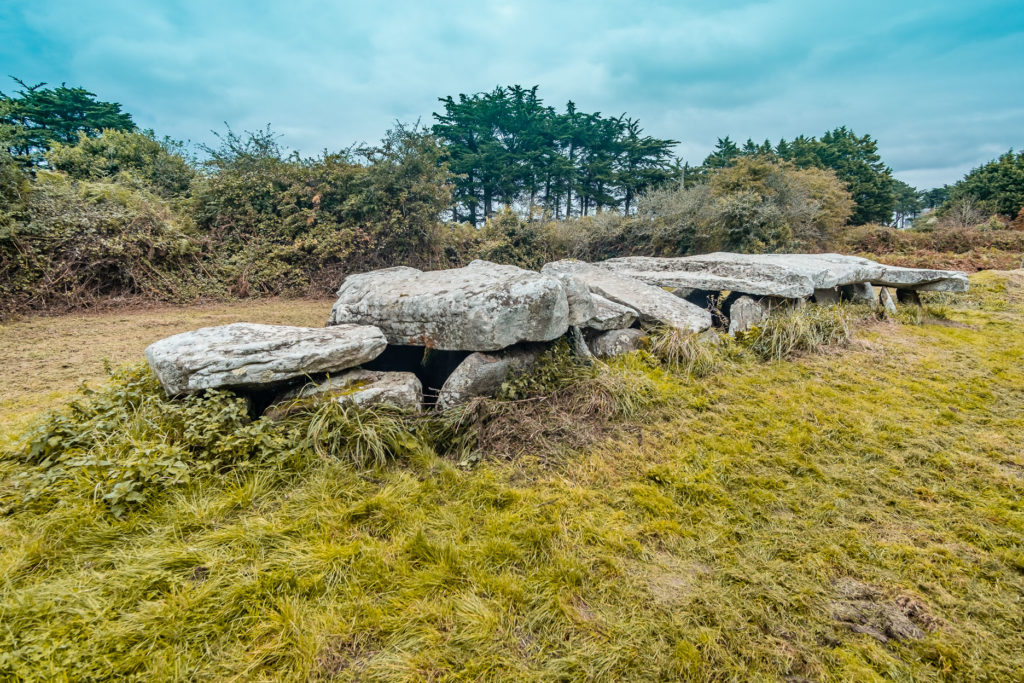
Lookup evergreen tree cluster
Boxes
[432,86,679,225]
[0,79,135,168]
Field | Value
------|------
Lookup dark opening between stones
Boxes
[363,344,471,404]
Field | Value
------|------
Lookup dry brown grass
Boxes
[0,297,331,444]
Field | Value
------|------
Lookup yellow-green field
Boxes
[1,275,1022,681]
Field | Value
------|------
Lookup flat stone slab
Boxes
[542,260,712,334]
[266,369,422,418]
[601,254,815,298]
[328,260,569,351]
[600,253,967,296]
[145,323,387,396]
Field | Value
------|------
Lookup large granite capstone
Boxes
[541,260,712,333]
[600,253,968,297]
[145,323,387,396]
[327,260,569,351]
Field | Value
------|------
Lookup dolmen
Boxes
[143,254,968,413]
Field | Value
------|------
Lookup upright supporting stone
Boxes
[896,289,922,306]
[840,282,875,303]
[878,287,897,315]
[727,296,768,335]
[569,326,596,362]
[813,288,841,305]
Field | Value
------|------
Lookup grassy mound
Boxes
[1,282,1022,680]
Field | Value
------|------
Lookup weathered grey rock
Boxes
[601,254,815,298]
[600,252,968,296]
[814,288,841,305]
[436,345,543,409]
[897,288,922,306]
[727,296,768,335]
[542,269,598,326]
[568,326,596,361]
[879,287,898,315]
[588,328,647,358]
[541,260,712,333]
[266,369,422,418]
[145,323,387,396]
[328,260,569,351]
[841,282,876,303]
[876,266,967,292]
[586,294,638,330]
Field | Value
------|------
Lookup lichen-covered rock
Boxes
[327,260,569,351]
[543,269,598,326]
[601,253,968,296]
[601,254,815,298]
[145,323,386,396]
[436,345,543,409]
[727,296,768,335]
[265,369,422,418]
[588,328,647,357]
[586,294,638,330]
[542,260,712,333]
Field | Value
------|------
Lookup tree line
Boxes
[432,86,679,224]
[3,78,1023,317]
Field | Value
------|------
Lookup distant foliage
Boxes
[190,123,455,296]
[689,128,895,225]
[941,150,1024,219]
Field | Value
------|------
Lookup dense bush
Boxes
[190,124,458,296]
[632,158,854,254]
[0,172,216,317]
[47,129,196,198]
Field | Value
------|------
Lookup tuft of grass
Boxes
[303,401,426,468]
[648,328,734,377]
[739,303,853,361]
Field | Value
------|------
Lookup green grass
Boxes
[1,275,1023,681]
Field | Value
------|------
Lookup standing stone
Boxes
[588,328,647,358]
[328,260,569,351]
[896,289,922,306]
[436,345,544,409]
[145,323,387,396]
[265,369,423,419]
[840,282,876,303]
[727,296,768,335]
[878,287,898,315]
[542,260,712,334]
[813,288,841,305]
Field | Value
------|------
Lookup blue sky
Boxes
[2,0,1022,188]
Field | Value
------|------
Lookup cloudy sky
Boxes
[2,0,1021,188]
